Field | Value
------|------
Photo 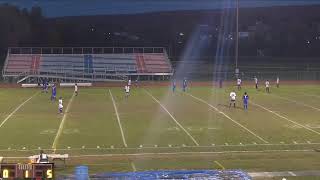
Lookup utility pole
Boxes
[235,0,239,77]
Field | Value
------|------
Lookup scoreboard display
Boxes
[0,163,53,179]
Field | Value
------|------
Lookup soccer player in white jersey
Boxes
[128,79,132,86]
[237,78,242,91]
[74,83,78,96]
[265,80,270,93]
[254,76,258,89]
[276,76,280,88]
[229,91,237,108]
[37,150,49,163]
[58,97,63,114]
[125,85,130,99]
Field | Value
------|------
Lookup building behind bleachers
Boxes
[2,47,173,83]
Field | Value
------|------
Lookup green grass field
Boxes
[1,83,320,179]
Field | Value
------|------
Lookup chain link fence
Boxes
[171,60,320,81]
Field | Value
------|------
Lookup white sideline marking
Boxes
[0,92,38,129]
[131,162,137,171]
[68,149,314,158]
[186,93,269,144]
[109,90,128,148]
[270,94,320,112]
[144,90,199,146]
[2,149,315,159]
[0,142,320,152]
[3,141,320,152]
[251,101,320,136]
[52,93,75,152]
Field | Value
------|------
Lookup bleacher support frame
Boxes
[3,47,173,83]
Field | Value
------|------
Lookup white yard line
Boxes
[301,93,320,98]
[214,160,225,170]
[288,171,297,176]
[144,90,200,146]
[186,93,268,144]
[109,90,128,148]
[130,162,137,171]
[251,101,320,136]
[0,92,39,129]
[269,94,320,112]
[52,94,75,152]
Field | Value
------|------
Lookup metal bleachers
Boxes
[2,47,173,83]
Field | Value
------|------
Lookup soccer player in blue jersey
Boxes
[172,80,176,93]
[243,92,249,110]
[42,79,46,92]
[51,84,57,101]
[182,78,187,92]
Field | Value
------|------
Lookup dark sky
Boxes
[1,0,320,17]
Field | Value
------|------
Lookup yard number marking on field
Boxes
[186,93,268,144]
[0,91,39,129]
[109,90,128,148]
[251,101,320,136]
[52,93,75,152]
[144,89,199,146]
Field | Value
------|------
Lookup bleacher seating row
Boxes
[3,53,172,76]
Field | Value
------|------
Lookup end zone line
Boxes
[109,90,128,148]
[52,93,75,152]
[186,93,268,144]
[0,92,39,129]
[269,94,320,112]
[144,90,200,146]
[251,101,320,136]
[214,161,225,170]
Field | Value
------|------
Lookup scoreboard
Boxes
[0,163,53,179]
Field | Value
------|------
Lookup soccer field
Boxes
[1,83,320,178]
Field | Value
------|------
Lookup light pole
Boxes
[235,0,239,77]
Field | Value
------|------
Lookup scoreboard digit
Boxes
[0,163,54,179]
[0,164,16,178]
[34,163,54,179]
